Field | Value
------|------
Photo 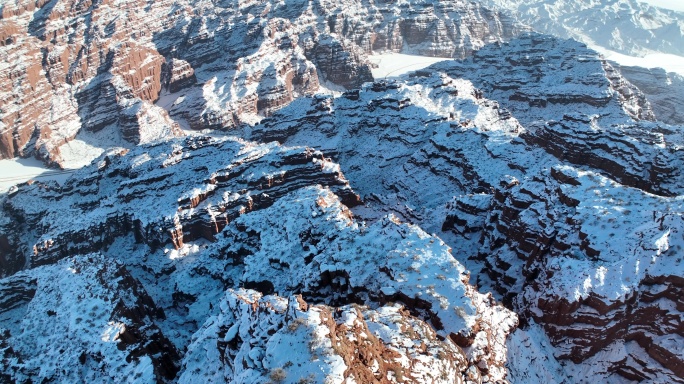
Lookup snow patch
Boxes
[369,53,452,79]
[0,158,73,193]
[592,45,684,76]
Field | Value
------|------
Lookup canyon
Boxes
[1,0,683,383]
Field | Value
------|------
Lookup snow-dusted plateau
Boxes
[0,0,683,383]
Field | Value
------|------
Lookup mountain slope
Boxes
[0,136,517,383]
[0,1,683,383]
[245,33,684,383]
[480,0,684,56]
[0,0,526,167]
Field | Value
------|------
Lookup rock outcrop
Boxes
[244,33,684,382]
[0,136,358,277]
[0,135,517,383]
[612,64,684,125]
[180,289,488,383]
[0,0,526,166]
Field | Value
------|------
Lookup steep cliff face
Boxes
[0,0,183,166]
[0,0,526,166]
[245,33,684,382]
[613,64,684,125]
[472,166,684,383]
[0,136,517,383]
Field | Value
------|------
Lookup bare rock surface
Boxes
[0,0,525,166]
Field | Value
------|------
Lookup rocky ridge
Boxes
[244,33,684,382]
[0,0,525,166]
[0,136,517,383]
[0,1,683,383]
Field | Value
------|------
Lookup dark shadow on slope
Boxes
[26,0,58,38]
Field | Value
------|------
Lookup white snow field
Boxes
[0,157,74,193]
[592,45,684,76]
[369,53,452,79]
[641,0,684,12]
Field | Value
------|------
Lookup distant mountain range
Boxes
[482,0,684,56]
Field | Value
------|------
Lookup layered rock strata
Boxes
[613,64,684,125]
[0,136,517,383]
[468,166,684,383]
[0,136,358,277]
[0,0,526,166]
[244,34,684,382]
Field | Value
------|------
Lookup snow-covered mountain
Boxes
[0,0,525,167]
[247,33,684,382]
[0,136,517,382]
[480,0,684,56]
[1,0,683,383]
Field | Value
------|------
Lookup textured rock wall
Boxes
[469,166,684,383]
[0,135,518,383]
[0,0,527,166]
[0,136,358,276]
[613,64,684,125]
[244,34,684,382]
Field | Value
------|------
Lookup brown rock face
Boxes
[0,0,527,166]
[110,43,165,103]
[179,289,503,383]
[453,166,684,383]
[0,0,182,165]
[163,58,196,93]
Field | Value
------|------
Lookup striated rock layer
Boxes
[1,3,683,381]
[0,136,517,383]
[0,0,526,166]
[244,33,684,383]
[613,63,684,125]
[0,136,359,277]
